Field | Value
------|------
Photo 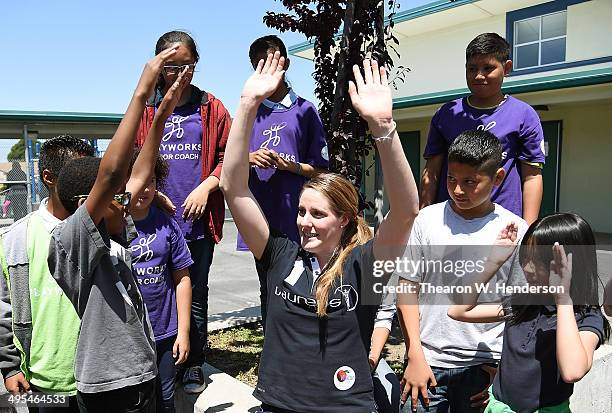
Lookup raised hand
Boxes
[348,59,393,137]
[488,222,519,266]
[241,51,286,103]
[156,66,191,120]
[134,44,180,99]
[549,242,573,304]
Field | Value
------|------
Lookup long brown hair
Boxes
[302,173,372,317]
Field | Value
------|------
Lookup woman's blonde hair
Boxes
[302,173,372,317]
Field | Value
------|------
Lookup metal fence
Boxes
[0,137,103,228]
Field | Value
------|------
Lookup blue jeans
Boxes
[186,234,215,366]
[156,336,177,413]
[400,365,492,413]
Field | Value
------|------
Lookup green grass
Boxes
[206,322,264,387]
[206,319,407,386]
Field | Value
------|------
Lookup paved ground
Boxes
[208,220,261,319]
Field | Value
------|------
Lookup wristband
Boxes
[295,162,303,175]
[372,121,397,142]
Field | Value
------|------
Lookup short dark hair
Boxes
[57,157,101,214]
[130,149,169,191]
[466,33,510,64]
[448,129,502,176]
[38,135,95,188]
[249,35,287,62]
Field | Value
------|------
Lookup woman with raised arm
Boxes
[220,52,418,413]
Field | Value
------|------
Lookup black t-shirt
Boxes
[493,305,606,413]
[254,232,378,413]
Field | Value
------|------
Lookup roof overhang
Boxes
[0,110,122,139]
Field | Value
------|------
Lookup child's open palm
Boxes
[549,243,573,303]
[489,222,519,266]
[241,51,286,103]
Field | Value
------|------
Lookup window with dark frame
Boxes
[513,10,567,70]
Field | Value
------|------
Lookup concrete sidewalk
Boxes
[208,221,260,317]
[176,364,260,413]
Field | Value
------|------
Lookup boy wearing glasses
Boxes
[46,47,188,412]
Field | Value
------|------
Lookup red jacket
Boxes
[135,87,231,243]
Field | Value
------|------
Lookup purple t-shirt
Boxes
[130,206,193,341]
[424,96,545,217]
[237,95,328,251]
[159,100,205,241]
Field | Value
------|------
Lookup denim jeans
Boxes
[156,336,177,413]
[185,234,215,367]
[400,364,492,413]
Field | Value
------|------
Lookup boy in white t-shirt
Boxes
[398,129,527,413]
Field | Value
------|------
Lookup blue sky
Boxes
[1,0,433,117]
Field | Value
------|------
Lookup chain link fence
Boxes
[0,137,103,228]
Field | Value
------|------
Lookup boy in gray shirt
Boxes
[397,130,528,413]
[47,45,188,412]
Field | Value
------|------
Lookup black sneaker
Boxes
[182,366,206,394]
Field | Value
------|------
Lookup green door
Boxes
[382,131,421,213]
[400,131,421,187]
[540,121,562,217]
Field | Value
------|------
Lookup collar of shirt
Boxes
[35,198,62,233]
[262,88,298,110]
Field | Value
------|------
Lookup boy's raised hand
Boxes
[155,66,191,120]
[489,222,519,265]
[134,44,180,99]
[348,60,393,137]
[241,51,285,104]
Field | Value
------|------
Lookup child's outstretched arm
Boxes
[552,244,600,383]
[348,60,419,262]
[219,52,286,260]
[126,67,190,204]
[447,222,519,323]
[85,45,179,224]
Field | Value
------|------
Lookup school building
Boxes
[290,0,612,238]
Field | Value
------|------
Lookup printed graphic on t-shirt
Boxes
[259,122,296,164]
[159,110,201,161]
[274,258,359,312]
[130,233,168,285]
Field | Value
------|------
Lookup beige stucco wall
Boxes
[566,0,612,63]
[540,101,612,233]
[389,0,612,101]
